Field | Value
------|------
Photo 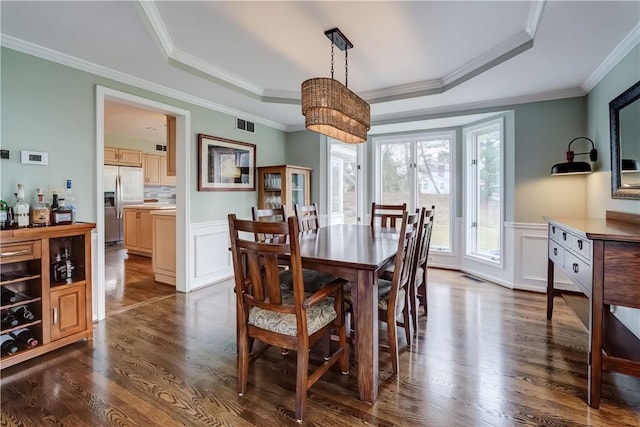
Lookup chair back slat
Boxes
[417,206,435,266]
[294,203,320,231]
[371,203,407,228]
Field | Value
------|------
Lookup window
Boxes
[464,118,503,263]
[375,131,455,252]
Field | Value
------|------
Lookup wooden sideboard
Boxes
[545,211,640,408]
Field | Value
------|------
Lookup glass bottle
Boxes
[53,198,73,225]
[52,253,67,283]
[30,188,50,227]
[0,334,19,356]
[64,179,77,223]
[0,195,7,229]
[49,192,59,226]
[14,184,30,228]
[10,328,38,348]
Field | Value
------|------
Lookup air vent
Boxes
[155,144,167,152]
[236,118,255,133]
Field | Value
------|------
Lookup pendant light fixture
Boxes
[301,28,370,144]
[551,137,598,175]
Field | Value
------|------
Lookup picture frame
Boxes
[197,134,256,191]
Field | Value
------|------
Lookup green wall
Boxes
[586,42,640,216]
[1,47,287,223]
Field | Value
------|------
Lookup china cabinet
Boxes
[257,165,311,217]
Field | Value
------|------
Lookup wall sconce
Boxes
[551,137,598,175]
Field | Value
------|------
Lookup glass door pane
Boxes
[475,128,501,259]
[329,141,360,224]
[291,172,305,206]
[380,142,411,206]
[416,137,452,251]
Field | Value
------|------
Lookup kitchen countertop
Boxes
[150,209,176,216]
[124,203,176,210]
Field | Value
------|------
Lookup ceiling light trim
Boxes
[0,34,286,131]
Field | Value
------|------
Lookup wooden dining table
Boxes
[296,224,400,404]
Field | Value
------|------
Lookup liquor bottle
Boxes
[52,253,67,283]
[50,192,59,225]
[62,246,75,283]
[0,195,7,229]
[1,287,18,305]
[1,311,20,328]
[9,305,35,321]
[10,328,38,348]
[0,334,19,356]
[52,198,73,225]
[30,188,50,227]
[64,179,77,223]
[14,184,30,228]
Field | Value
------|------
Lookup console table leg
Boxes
[547,258,555,320]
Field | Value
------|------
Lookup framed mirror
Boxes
[610,80,640,199]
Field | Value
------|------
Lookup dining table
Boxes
[296,224,400,404]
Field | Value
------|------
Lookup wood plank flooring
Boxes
[2,268,639,426]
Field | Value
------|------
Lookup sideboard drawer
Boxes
[565,251,592,296]
[567,232,592,262]
[548,239,565,268]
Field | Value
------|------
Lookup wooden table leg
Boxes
[355,269,378,403]
[547,258,555,320]
[588,240,604,408]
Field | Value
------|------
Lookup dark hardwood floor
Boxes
[2,268,639,426]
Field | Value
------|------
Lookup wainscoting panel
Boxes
[190,221,233,290]
[508,222,578,293]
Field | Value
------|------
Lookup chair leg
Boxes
[237,335,250,396]
[409,279,418,332]
[419,266,428,315]
[295,347,309,422]
[402,302,412,347]
[387,310,399,375]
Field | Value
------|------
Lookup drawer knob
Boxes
[578,240,583,250]
[553,248,558,256]
[573,263,579,273]
[562,232,567,241]
[552,226,556,233]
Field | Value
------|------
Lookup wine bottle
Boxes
[9,305,35,321]
[1,287,17,305]
[10,328,38,348]
[14,184,30,228]
[1,312,19,328]
[0,334,19,356]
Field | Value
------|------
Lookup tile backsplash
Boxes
[144,185,176,203]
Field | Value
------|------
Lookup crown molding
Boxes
[526,0,547,37]
[582,23,640,93]
[0,34,286,131]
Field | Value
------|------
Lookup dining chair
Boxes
[294,202,320,231]
[414,205,435,318]
[228,214,349,422]
[345,210,421,375]
[370,202,407,228]
[251,205,287,242]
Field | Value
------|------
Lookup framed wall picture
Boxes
[197,134,256,191]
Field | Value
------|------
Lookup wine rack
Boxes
[0,223,94,368]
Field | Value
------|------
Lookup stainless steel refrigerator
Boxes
[104,165,144,244]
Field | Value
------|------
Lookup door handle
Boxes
[52,307,58,325]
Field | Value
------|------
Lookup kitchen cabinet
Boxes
[123,208,153,256]
[0,223,94,370]
[151,210,176,286]
[257,165,311,218]
[143,153,175,186]
[105,147,143,167]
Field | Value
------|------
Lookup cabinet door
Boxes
[139,210,153,253]
[118,148,143,166]
[104,147,119,165]
[160,156,176,185]
[123,209,139,249]
[144,154,162,185]
[166,116,176,176]
[50,283,86,341]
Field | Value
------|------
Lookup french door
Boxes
[328,140,364,224]
[374,131,455,252]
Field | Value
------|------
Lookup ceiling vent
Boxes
[236,118,255,133]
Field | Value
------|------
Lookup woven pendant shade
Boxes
[302,78,370,144]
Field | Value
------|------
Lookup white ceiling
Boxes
[2,1,639,140]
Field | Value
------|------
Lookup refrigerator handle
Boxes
[116,175,123,219]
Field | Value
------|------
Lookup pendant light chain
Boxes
[330,42,335,80]
[345,49,349,88]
